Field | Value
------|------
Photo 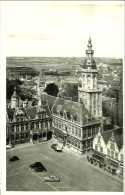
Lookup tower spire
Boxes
[78,37,102,118]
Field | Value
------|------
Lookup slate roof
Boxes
[51,96,91,125]
[102,128,123,150]
[41,93,57,110]
[7,104,51,121]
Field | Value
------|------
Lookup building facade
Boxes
[93,128,123,174]
[6,89,52,146]
[39,38,103,154]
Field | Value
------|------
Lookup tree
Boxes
[44,83,59,97]
[60,83,78,101]
[6,78,24,100]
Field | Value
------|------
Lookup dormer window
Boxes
[110,142,115,150]
[98,135,101,143]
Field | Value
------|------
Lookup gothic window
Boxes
[107,149,110,156]
[98,136,101,143]
[31,123,34,130]
[72,126,74,135]
[94,110,96,116]
[11,125,14,132]
[95,144,97,151]
[83,130,87,139]
[115,152,118,160]
[100,146,103,153]
[92,128,95,137]
[88,128,91,137]
[45,122,48,128]
[59,121,61,129]
[65,124,67,132]
[79,129,81,138]
[87,75,90,84]
[36,122,39,129]
[88,141,90,148]
[75,128,78,136]
[111,150,114,159]
[41,121,44,128]
[56,120,58,127]
[16,125,19,133]
[72,139,75,146]
[110,142,115,150]
[21,124,24,131]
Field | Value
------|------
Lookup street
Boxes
[6,140,123,191]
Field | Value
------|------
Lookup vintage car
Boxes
[30,162,47,172]
[9,156,19,162]
[44,175,60,182]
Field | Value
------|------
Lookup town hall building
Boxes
[41,37,103,154]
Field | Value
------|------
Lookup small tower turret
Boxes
[11,87,19,108]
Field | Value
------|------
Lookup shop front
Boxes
[106,157,119,168]
[93,150,106,164]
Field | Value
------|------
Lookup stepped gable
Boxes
[52,96,91,125]
[102,128,123,150]
[7,107,25,121]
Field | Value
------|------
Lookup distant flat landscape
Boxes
[6,57,123,71]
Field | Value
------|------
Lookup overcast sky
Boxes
[4,1,124,57]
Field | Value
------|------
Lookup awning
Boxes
[94,151,105,158]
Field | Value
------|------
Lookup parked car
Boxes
[51,144,58,150]
[9,156,19,162]
[30,162,43,169]
[55,146,62,152]
[111,168,116,175]
[6,145,12,149]
[34,166,47,172]
[30,162,47,172]
[44,175,60,182]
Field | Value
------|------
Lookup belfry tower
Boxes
[78,37,102,118]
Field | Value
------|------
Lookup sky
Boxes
[3,1,124,57]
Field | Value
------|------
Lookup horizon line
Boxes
[6,56,123,59]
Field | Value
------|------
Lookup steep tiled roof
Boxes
[7,104,51,121]
[26,106,37,119]
[41,93,56,110]
[51,97,91,125]
[102,128,123,150]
